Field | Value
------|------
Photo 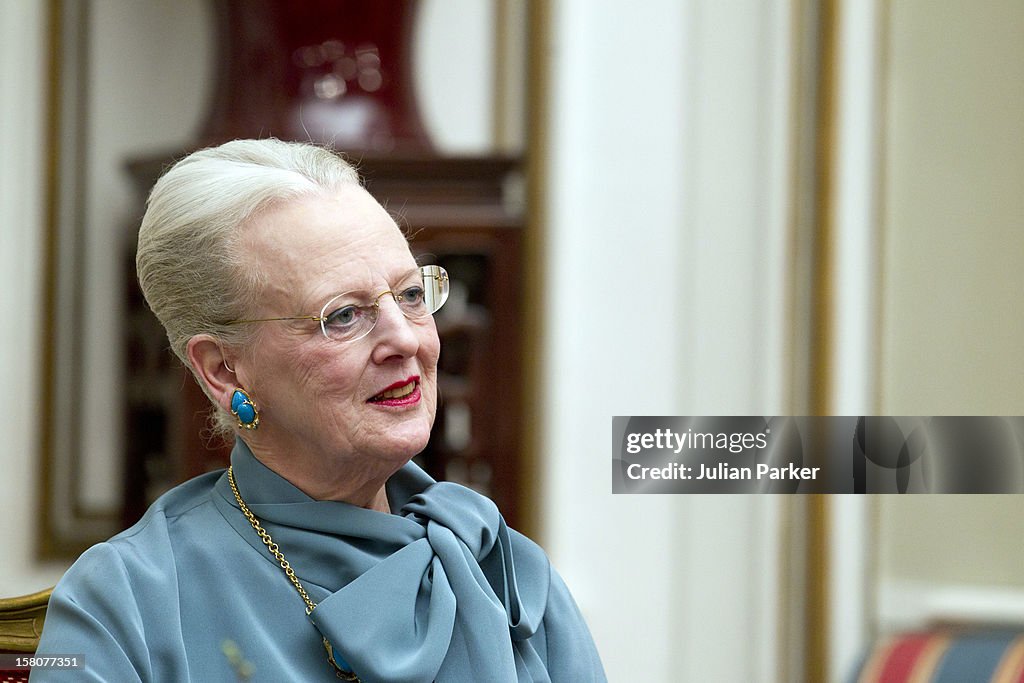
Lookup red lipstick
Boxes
[368,376,421,406]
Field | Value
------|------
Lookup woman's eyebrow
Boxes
[320,264,420,292]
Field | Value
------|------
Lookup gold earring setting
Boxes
[230,388,259,430]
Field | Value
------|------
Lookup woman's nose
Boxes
[369,294,420,360]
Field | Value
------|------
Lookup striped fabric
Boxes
[856,631,1024,683]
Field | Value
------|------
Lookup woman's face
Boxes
[234,185,439,481]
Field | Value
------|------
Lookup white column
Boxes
[827,0,883,679]
[542,1,687,678]
[542,1,795,680]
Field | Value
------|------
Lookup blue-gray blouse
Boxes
[32,440,606,682]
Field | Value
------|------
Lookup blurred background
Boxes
[1,0,1022,681]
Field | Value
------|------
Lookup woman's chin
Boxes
[374,422,433,463]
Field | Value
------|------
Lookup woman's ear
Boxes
[187,334,237,409]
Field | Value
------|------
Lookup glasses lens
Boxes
[318,266,449,342]
[418,265,449,315]
[319,294,377,342]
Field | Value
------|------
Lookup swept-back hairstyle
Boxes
[136,138,361,429]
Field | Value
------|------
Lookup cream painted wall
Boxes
[875,0,1024,616]
[881,496,1024,587]
[879,0,1024,415]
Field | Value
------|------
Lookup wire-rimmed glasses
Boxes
[225,265,450,343]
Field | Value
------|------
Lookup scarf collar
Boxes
[213,439,551,682]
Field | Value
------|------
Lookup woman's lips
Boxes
[368,377,420,406]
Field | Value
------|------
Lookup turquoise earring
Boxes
[231,388,260,430]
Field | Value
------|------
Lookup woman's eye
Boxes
[324,305,360,327]
[400,286,425,306]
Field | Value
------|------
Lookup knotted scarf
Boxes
[214,442,553,683]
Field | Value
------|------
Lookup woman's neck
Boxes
[239,435,398,512]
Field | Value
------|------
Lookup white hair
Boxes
[135,138,361,433]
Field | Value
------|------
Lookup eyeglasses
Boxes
[225,265,450,343]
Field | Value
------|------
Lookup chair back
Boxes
[0,588,52,682]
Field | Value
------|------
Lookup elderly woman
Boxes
[33,139,605,682]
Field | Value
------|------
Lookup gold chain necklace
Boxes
[227,466,361,682]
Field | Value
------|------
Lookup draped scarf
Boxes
[212,441,553,683]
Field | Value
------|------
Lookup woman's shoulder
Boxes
[58,469,227,578]
[111,470,224,537]
[51,470,228,607]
